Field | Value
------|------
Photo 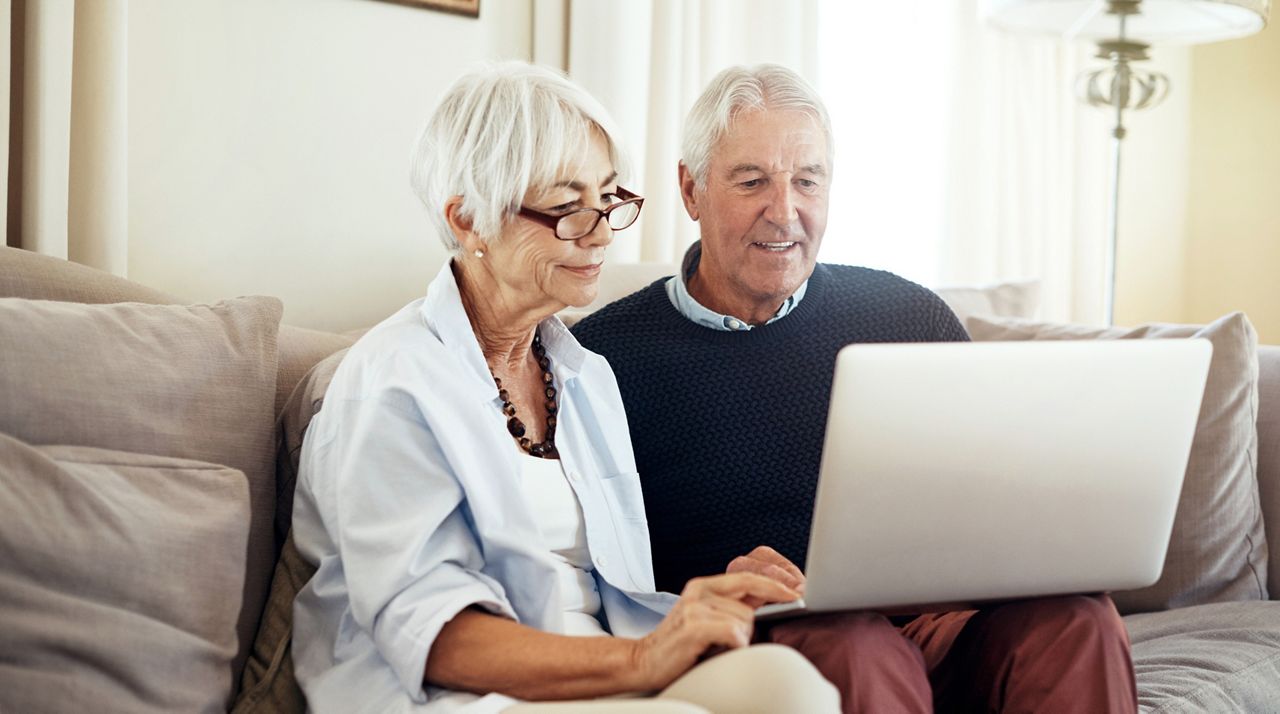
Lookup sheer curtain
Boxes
[4,0,127,274]
[813,4,959,288]
[815,0,1115,322]
[565,0,819,264]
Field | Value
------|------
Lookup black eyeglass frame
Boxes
[518,186,645,241]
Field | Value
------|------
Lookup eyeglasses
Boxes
[518,186,644,241]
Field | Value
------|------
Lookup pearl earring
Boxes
[474,249,484,258]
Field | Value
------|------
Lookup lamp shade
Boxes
[982,0,1270,43]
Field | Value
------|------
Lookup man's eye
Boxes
[740,179,762,189]
[797,179,818,189]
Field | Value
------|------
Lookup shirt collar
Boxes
[666,241,808,331]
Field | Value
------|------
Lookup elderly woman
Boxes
[289,62,839,713]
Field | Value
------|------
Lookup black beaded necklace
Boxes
[491,331,559,459]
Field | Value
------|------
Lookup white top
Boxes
[517,453,607,637]
[292,262,676,714]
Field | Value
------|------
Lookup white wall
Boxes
[128,0,532,331]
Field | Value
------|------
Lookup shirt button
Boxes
[568,471,581,483]
[726,318,742,330]
[596,555,609,568]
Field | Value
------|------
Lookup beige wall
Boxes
[1183,26,1280,344]
[1112,49,1192,329]
[128,0,532,332]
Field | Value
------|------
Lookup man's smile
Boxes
[752,241,797,252]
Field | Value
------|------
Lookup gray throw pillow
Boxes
[0,436,250,713]
[0,296,282,689]
[966,312,1268,613]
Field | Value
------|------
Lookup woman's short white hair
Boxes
[681,64,832,189]
[410,61,629,252]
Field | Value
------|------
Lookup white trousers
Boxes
[505,644,840,714]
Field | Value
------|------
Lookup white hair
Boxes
[410,61,629,252]
[681,64,833,189]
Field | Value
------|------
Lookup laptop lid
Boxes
[800,339,1212,613]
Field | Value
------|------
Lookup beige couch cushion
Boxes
[1125,601,1280,713]
[0,245,179,305]
[1256,346,1280,599]
[0,437,250,713]
[0,296,282,689]
[934,279,1040,323]
[556,259,1040,328]
[0,246,353,415]
[966,313,1268,613]
[235,348,349,713]
[275,327,356,416]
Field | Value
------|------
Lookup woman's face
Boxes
[485,130,619,312]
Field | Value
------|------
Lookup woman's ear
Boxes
[444,197,487,257]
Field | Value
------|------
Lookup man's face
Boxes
[680,108,830,321]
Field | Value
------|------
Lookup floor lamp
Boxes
[982,0,1270,325]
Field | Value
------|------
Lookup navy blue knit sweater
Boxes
[573,262,970,594]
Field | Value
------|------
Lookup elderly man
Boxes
[573,64,1137,713]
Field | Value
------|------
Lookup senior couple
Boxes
[291,61,1138,713]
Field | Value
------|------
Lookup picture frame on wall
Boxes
[377,0,479,17]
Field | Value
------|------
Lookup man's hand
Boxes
[726,546,806,607]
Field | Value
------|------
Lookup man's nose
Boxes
[764,181,799,227]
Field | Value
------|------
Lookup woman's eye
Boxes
[602,193,619,206]
[548,202,576,214]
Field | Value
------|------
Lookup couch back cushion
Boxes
[0,437,251,712]
[556,258,1042,328]
[0,296,282,692]
[0,246,179,304]
[234,348,349,713]
[0,246,352,414]
[1256,346,1280,599]
[966,312,1268,613]
[933,279,1040,323]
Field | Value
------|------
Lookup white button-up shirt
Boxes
[292,263,676,714]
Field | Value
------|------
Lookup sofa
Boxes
[1,245,1277,713]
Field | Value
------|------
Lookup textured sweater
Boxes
[572,262,970,594]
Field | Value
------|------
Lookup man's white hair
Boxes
[410,61,629,252]
[681,64,833,189]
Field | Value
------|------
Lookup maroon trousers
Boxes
[761,594,1137,714]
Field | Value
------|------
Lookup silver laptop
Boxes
[756,339,1212,620]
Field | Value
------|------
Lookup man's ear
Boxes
[678,162,700,222]
[444,197,486,256]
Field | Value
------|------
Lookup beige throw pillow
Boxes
[0,437,250,713]
[965,312,1268,613]
[0,296,282,688]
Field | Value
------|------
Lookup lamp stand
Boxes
[1076,1,1169,325]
